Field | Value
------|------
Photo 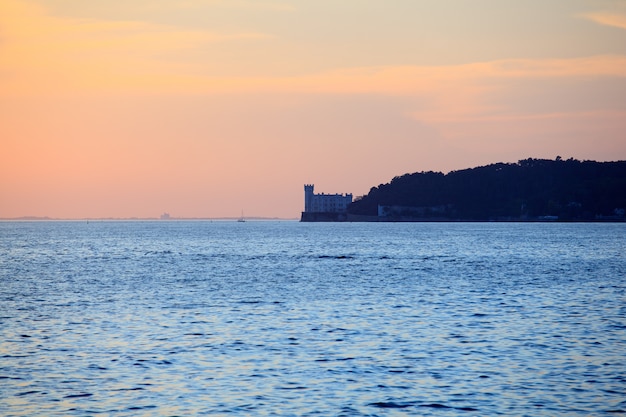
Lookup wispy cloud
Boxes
[576,0,626,30]
[582,11,626,30]
[0,0,275,94]
[81,0,296,15]
[2,0,625,148]
[195,0,296,12]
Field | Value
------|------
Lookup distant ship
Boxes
[160,212,171,220]
[237,210,245,222]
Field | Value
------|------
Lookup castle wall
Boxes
[301,184,353,222]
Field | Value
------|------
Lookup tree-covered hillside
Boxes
[348,158,626,221]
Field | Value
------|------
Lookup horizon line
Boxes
[0,216,300,221]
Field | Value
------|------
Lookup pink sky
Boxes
[2,0,626,218]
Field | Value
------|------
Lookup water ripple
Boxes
[1,221,624,416]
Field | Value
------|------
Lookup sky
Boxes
[1,0,626,219]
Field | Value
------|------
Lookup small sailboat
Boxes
[237,210,246,222]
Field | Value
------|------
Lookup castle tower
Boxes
[304,184,314,212]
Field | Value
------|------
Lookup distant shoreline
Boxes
[0,217,299,221]
[3,217,624,223]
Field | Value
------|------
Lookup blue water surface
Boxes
[1,221,625,416]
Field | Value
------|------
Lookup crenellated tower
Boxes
[304,184,314,212]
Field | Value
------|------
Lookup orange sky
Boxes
[2,0,626,218]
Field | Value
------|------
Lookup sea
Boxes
[1,220,625,416]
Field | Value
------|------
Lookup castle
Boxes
[301,184,352,222]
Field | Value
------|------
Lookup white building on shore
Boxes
[303,184,352,213]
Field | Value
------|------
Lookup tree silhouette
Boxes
[348,158,626,221]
